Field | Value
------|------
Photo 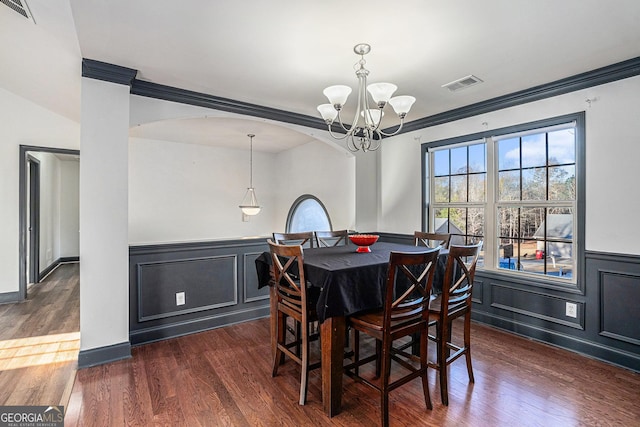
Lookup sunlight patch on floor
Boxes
[0,332,80,370]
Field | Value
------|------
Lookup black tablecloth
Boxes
[255,242,448,323]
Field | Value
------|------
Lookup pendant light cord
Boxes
[248,134,255,188]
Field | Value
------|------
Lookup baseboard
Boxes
[0,291,21,304]
[78,341,131,369]
[130,306,270,346]
[38,259,60,282]
[472,311,640,373]
[59,256,79,263]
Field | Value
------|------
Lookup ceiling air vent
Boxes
[1,0,35,23]
[442,75,483,92]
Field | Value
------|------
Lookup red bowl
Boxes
[349,234,379,252]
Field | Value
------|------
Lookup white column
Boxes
[79,77,129,353]
[354,149,380,232]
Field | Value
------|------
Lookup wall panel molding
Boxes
[136,255,237,322]
[129,237,269,345]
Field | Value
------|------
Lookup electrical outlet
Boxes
[565,302,577,318]
[176,291,186,306]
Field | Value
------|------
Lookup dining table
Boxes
[255,241,448,417]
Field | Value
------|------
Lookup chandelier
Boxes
[317,43,416,152]
[239,134,261,216]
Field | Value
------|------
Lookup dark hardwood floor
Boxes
[66,312,639,426]
[0,263,79,407]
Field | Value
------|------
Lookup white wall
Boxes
[129,137,356,243]
[129,138,278,243]
[59,159,80,257]
[273,141,356,233]
[379,75,640,255]
[30,151,60,272]
[0,88,79,294]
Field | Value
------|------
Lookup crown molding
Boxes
[82,55,640,133]
[395,55,640,134]
[82,58,138,87]
[130,79,330,131]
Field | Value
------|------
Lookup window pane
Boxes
[451,146,467,174]
[433,150,449,176]
[521,133,546,168]
[434,209,449,233]
[468,144,486,173]
[545,211,573,240]
[449,208,467,236]
[499,170,520,201]
[498,137,519,170]
[468,173,486,202]
[450,175,467,202]
[498,207,519,238]
[467,208,484,237]
[548,165,575,201]
[288,198,331,232]
[546,242,573,278]
[548,129,575,166]
[434,176,450,202]
[522,168,546,201]
[521,207,545,239]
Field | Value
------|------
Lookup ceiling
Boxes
[3,0,640,152]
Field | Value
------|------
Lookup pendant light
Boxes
[239,134,261,216]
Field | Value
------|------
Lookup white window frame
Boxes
[422,113,585,289]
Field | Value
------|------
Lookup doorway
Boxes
[26,154,40,286]
[19,145,80,300]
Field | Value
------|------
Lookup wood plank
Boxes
[66,316,640,426]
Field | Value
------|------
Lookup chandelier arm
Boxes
[334,110,357,135]
[346,135,360,152]
[376,118,406,137]
[325,124,353,140]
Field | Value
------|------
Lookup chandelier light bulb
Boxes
[323,85,352,108]
[389,95,416,117]
[317,103,339,123]
[367,83,397,107]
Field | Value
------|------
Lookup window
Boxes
[286,195,332,233]
[423,113,584,285]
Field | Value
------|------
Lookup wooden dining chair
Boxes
[268,240,320,405]
[273,231,316,248]
[315,229,349,247]
[414,231,451,249]
[428,241,482,406]
[344,248,440,427]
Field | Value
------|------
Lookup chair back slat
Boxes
[315,230,349,247]
[273,232,316,248]
[414,231,451,249]
[383,248,440,327]
[268,240,308,316]
[440,242,482,319]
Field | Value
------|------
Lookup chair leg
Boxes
[374,339,382,379]
[272,311,286,376]
[420,328,432,410]
[299,320,309,405]
[438,322,449,406]
[464,314,475,383]
[353,329,360,377]
[380,339,392,427]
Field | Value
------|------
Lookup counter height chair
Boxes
[414,231,451,249]
[273,232,316,248]
[268,240,320,405]
[315,229,349,247]
[344,248,440,427]
[428,241,482,406]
